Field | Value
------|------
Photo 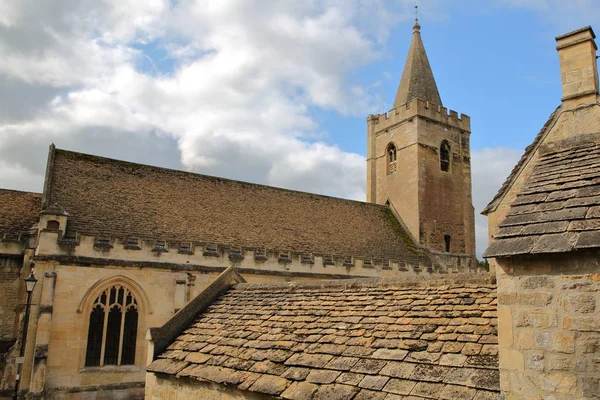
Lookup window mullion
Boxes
[117,305,126,365]
[99,304,109,366]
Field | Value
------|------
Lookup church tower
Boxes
[366,19,476,268]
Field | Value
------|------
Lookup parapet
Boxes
[367,98,470,132]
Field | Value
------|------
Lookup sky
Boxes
[0,0,599,258]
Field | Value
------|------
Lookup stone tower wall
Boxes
[417,116,474,256]
[367,98,475,264]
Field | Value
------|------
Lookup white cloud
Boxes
[471,147,523,258]
[501,0,600,31]
[1,0,422,200]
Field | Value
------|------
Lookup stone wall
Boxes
[496,252,600,399]
[0,256,21,344]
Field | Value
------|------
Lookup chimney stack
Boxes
[555,26,598,107]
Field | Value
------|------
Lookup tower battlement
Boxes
[367,98,470,132]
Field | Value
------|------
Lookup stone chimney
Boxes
[556,26,598,106]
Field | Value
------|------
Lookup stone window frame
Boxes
[440,140,451,172]
[386,142,398,175]
[77,276,150,370]
[46,220,60,230]
[84,284,139,367]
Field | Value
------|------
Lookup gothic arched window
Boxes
[387,143,397,175]
[85,285,139,367]
[440,141,450,172]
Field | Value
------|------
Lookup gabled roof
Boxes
[484,133,600,258]
[0,189,42,239]
[482,106,561,215]
[148,277,499,399]
[394,21,442,108]
[43,147,427,262]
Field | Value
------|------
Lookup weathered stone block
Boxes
[526,352,544,371]
[516,331,535,350]
[583,377,600,398]
[498,292,553,307]
[564,294,596,313]
[497,307,513,348]
[539,373,577,395]
[552,332,575,354]
[563,316,600,332]
[499,349,524,371]
[522,276,555,290]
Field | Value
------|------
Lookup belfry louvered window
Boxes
[387,143,397,175]
[440,141,450,172]
[85,285,138,367]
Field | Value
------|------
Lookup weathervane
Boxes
[414,1,419,22]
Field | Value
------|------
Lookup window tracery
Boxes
[85,285,138,367]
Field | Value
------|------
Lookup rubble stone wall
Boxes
[496,253,600,399]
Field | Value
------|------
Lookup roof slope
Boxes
[484,133,600,258]
[482,106,560,214]
[148,278,499,399]
[394,21,442,108]
[0,189,42,239]
[45,148,425,261]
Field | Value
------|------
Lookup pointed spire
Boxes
[393,17,442,108]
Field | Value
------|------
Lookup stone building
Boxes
[367,20,476,269]
[0,20,480,399]
[483,26,600,399]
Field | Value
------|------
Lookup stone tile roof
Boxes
[148,278,499,399]
[0,189,42,240]
[484,133,600,258]
[45,148,426,262]
[482,106,560,215]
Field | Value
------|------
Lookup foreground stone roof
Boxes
[485,133,600,257]
[0,189,41,239]
[148,277,499,399]
[44,147,426,262]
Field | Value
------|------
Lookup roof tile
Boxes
[46,149,426,261]
[150,279,498,398]
[0,189,41,239]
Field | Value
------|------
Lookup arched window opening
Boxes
[46,220,60,230]
[440,141,450,172]
[387,143,397,175]
[85,285,138,367]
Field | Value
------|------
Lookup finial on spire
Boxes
[413,2,421,31]
[414,1,419,22]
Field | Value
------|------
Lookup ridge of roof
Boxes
[52,148,385,210]
[394,21,442,108]
[482,105,561,215]
[234,273,493,292]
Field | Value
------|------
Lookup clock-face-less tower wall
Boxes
[366,20,476,269]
